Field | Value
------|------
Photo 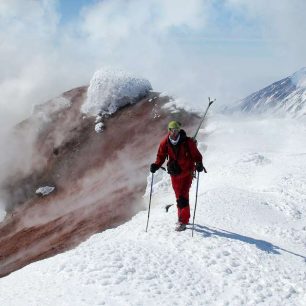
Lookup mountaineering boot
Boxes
[175,223,186,231]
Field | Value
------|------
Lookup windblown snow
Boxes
[81,68,152,116]
[0,112,305,306]
[291,67,306,88]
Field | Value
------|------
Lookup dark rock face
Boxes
[0,87,200,277]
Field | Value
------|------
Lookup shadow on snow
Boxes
[193,224,306,260]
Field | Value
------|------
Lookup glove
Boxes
[195,162,204,172]
[150,163,159,173]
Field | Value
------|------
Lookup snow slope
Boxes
[0,114,305,306]
[232,67,306,118]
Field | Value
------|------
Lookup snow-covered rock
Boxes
[35,186,55,197]
[81,68,152,116]
[94,122,104,133]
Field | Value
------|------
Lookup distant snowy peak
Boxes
[235,67,306,118]
[81,68,152,116]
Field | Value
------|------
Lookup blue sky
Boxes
[0,0,305,126]
[57,0,97,23]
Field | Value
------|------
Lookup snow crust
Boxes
[0,115,306,305]
[81,68,152,116]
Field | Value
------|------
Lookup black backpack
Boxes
[165,138,192,176]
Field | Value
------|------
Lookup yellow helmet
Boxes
[168,121,182,131]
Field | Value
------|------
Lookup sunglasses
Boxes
[169,128,180,133]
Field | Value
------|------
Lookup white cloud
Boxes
[0,0,306,127]
[225,0,306,55]
[80,0,207,40]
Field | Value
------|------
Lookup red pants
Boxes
[171,173,193,224]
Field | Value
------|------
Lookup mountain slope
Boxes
[233,67,306,117]
[0,114,305,305]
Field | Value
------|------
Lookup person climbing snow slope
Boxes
[150,121,204,231]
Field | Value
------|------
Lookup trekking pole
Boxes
[145,173,154,232]
[193,97,215,140]
[191,171,200,237]
[190,98,214,236]
[192,97,215,176]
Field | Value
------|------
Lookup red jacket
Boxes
[155,130,203,175]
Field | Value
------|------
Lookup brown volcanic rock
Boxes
[0,87,200,277]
